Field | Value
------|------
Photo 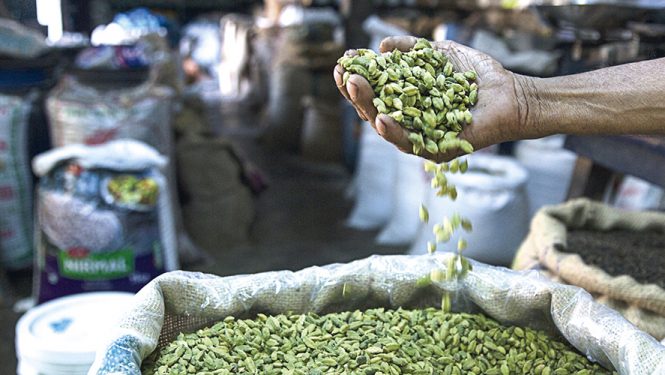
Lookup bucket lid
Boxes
[18,358,91,375]
[16,292,135,366]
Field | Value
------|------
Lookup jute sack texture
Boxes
[176,135,254,251]
[301,95,343,163]
[513,198,665,340]
[88,254,665,375]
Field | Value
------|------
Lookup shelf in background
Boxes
[565,135,665,197]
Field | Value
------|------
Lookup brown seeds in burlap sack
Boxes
[513,198,665,340]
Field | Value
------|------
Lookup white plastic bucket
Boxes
[16,292,135,375]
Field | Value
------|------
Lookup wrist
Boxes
[512,74,549,139]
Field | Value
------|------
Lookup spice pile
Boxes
[107,175,159,206]
[143,308,615,375]
[566,229,665,289]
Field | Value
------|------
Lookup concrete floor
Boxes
[0,105,406,374]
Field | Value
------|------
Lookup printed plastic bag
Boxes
[32,140,178,303]
[46,75,203,265]
[88,254,665,375]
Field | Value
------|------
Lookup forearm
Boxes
[515,58,665,138]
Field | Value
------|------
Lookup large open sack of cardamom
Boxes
[513,198,665,341]
[88,254,664,374]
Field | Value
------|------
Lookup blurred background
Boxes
[1,0,664,373]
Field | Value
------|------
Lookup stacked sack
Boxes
[44,74,206,262]
[174,96,256,253]
[0,19,55,271]
[46,76,173,153]
[263,5,344,155]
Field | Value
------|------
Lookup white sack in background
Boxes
[410,154,529,266]
[514,135,577,218]
[471,30,559,76]
[346,124,397,230]
[376,152,428,245]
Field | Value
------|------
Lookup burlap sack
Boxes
[89,254,665,375]
[172,96,210,137]
[301,96,342,163]
[176,136,254,251]
[513,198,665,340]
[175,136,246,198]
[182,190,254,252]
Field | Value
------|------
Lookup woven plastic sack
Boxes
[0,93,33,269]
[513,198,665,340]
[410,154,529,266]
[346,124,397,230]
[46,77,173,154]
[514,135,577,218]
[376,152,428,245]
[88,253,665,375]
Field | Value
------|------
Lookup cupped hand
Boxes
[334,36,526,162]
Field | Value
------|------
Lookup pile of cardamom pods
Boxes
[337,38,476,156]
[143,308,615,375]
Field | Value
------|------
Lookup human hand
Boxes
[334,36,529,162]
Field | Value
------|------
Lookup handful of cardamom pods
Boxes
[337,38,477,156]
